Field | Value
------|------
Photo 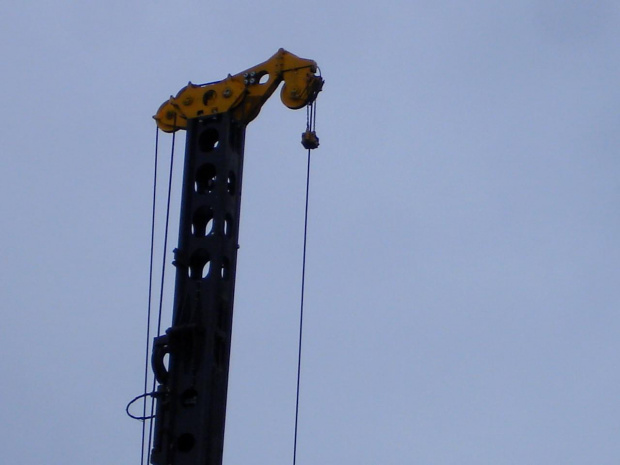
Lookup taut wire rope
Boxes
[139,125,159,465]
[140,123,177,465]
[293,100,317,465]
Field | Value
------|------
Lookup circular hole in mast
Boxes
[199,128,219,152]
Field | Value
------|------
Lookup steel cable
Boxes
[140,125,160,465]
[293,102,317,465]
[144,125,177,465]
[293,147,311,465]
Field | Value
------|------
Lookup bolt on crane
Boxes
[145,49,323,465]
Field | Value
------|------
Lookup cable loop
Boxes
[126,392,160,421]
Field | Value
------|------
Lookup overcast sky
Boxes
[1,1,620,464]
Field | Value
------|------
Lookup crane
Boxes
[147,49,323,465]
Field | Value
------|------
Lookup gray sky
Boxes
[1,1,620,464]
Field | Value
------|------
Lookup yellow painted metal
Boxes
[154,49,323,133]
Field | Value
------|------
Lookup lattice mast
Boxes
[149,49,323,465]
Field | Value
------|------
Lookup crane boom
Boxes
[148,50,322,465]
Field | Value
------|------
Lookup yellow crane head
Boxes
[154,49,323,133]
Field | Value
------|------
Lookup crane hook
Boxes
[301,130,319,150]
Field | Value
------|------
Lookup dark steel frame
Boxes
[151,112,246,465]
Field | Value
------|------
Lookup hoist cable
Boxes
[293,148,311,465]
[312,101,317,132]
[140,125,160,465]
[306,104,311,133]
[145,125,177,465]
[293,103,316,465]
[156,127,176,338]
